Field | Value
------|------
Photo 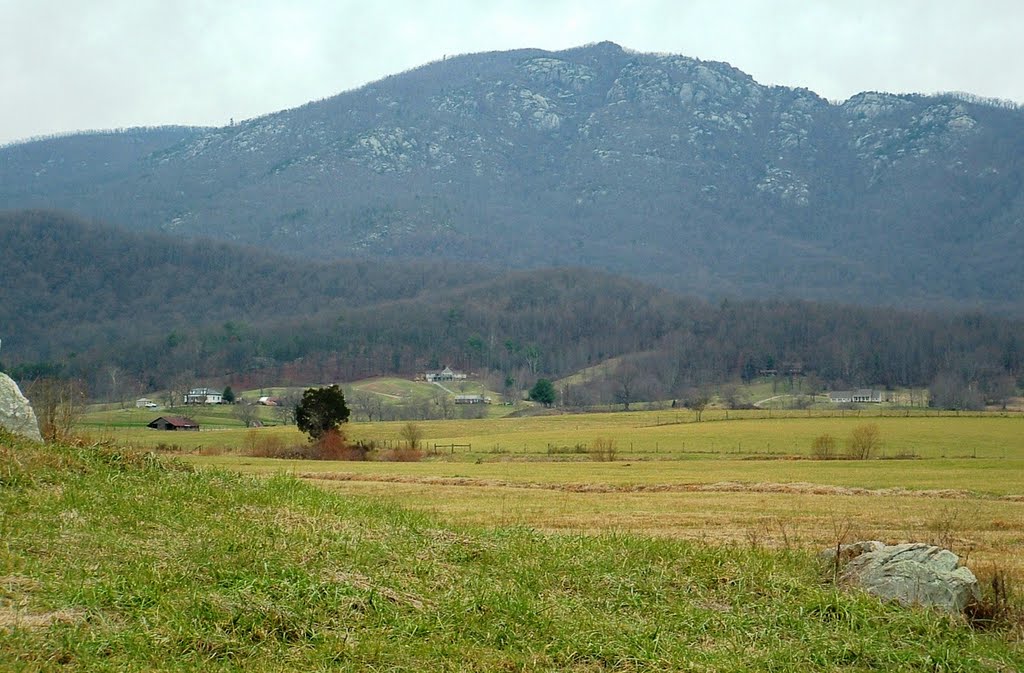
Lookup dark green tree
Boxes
[529,378,556,407]
[295,385,350,440]
[222,385,236,404]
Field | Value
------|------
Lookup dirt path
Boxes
[753,394,787,408]
[430,381,456,395]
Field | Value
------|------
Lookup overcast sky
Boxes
[2,1,1022,146]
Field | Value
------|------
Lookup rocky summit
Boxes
[2,42,1022,312]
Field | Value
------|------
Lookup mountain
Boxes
[2,42,1023,312]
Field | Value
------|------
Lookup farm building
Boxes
[454,394,492,405]
[135,398,157,408]
[828,389,884,404]
[185,387,223,404]
[147,416,199,431]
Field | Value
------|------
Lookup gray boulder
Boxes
[822,541,980,614]
[0,373,42,442]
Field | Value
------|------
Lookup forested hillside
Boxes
[2,43,1022,313]
[2,211,1019,406]
[0,210,488,362]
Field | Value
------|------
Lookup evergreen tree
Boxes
[295,385,350,440]
[529,379,556,407]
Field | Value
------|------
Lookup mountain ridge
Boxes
[2,42,1022,313]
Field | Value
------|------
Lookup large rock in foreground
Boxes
[822,541,980,614]
[0,373,42,442]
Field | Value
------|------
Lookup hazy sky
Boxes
[2,1,1022,146]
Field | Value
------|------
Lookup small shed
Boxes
[147,416,199,431]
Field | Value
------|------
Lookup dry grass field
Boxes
[165,408,1024,581]
[309,477,1024,575]
[82,405,1024,579]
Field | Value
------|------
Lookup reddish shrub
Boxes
[312,430,367,461]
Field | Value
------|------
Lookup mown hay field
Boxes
[173,411,1024,579]
[87,408,1024,578]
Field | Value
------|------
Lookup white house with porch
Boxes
[424,366,467,382]
[184,387,223,404]
[828,389,884,404]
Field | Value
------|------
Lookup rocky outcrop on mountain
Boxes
[2,42,1022,312]
[822,541,980,614]
[0,373,42,442]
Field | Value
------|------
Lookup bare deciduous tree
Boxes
[399,422,424,449]
[25,378,87,442]
[234,403,259,428]
[846,424,882,459]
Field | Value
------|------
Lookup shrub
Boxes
[967,567,1021,631]
[547,444,589,455]
[810,433,837,460]
[398,422,424,449]
[376,447,423,462]
[846,424,881,459]
[313,429,366,461]
[241,429,366,460]
[589,437,618,461]
[243,432,287,458]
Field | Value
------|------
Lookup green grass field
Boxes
[2,433,1021,671]
[86,407,1024,460]
[76,406,1024,580]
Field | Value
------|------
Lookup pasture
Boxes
[80,405,1024,575]
[5,434,1020,670]
[151,408,1024,580]
[88,407,1022,460]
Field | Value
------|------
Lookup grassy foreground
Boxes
[1,431,1022,671]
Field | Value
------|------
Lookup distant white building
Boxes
[454,394,491,405]
[185,387,223,404]
[135,398,158,408]
[424,366,467,382]
[829,389,883,404]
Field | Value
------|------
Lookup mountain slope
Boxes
[2,43,1023,312]
[1,210,1019,405]
[0,210,490,361]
